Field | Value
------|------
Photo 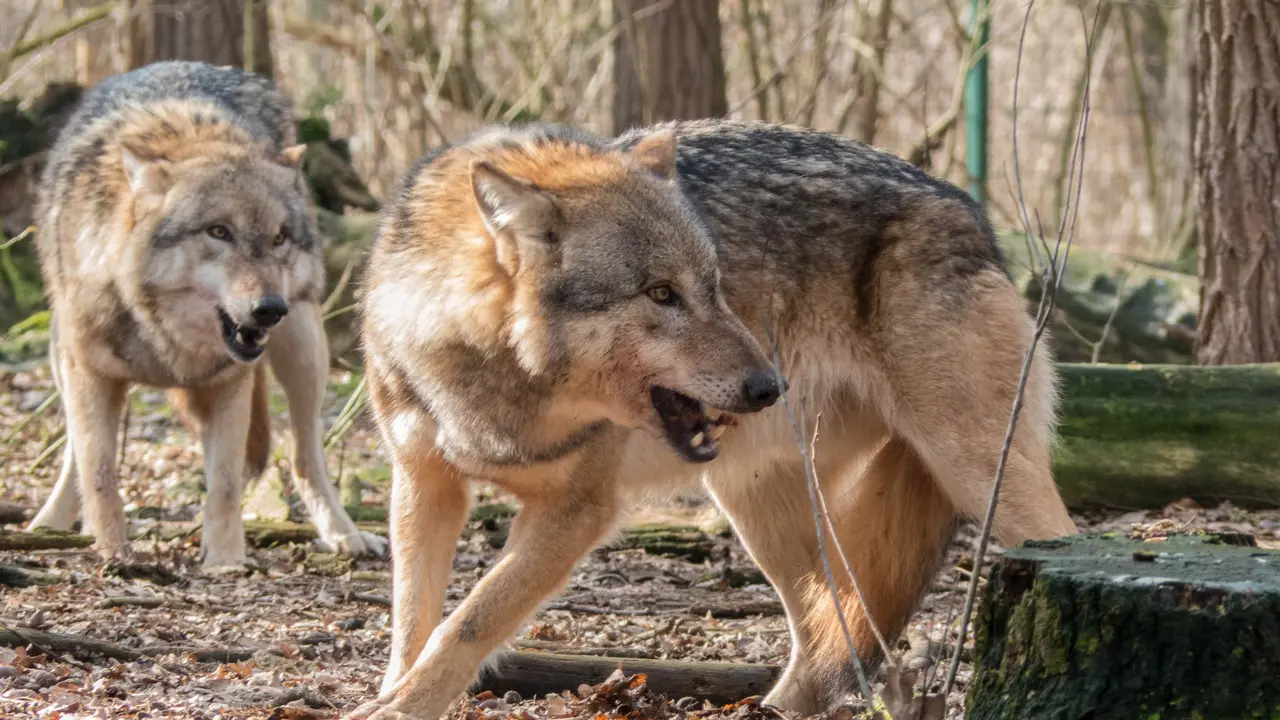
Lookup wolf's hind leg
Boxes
[267,303,387,557]
[704,424,953,714]
[29,343,82,531]
[883,273,1077,545]
[28,442,80,531]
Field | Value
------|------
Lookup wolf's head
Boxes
[469,131,784,462]
[113,104,323,363]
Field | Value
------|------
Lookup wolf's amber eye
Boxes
[647,285,678,306]
[207,225,230,240]
[273,231,287,247]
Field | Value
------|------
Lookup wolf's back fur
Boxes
[351,120,1077,720]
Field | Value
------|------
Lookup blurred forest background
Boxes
[0,0,1225,368]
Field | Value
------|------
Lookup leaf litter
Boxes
[2,366,1276,719]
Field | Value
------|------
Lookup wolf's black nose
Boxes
[743,371,785,411]
[251,295,289,327]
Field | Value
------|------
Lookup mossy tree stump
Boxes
[968,532,1280,719]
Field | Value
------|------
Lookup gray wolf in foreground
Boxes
[350,120,1078,718]
[28,60,386,566]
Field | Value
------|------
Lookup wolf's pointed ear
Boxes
[627,129,677,181]
[276,144,308,169]
[471,161,559,241]
[119,141,172,197]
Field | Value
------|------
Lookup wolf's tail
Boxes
[244,362,272,480]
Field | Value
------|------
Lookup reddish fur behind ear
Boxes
[627,129,678,180]
[277,144,308,169]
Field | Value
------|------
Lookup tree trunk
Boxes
[612,0,727,134]
[967,532,1280,719]
[125,0,273,78]
[851,0,892,144]
[1193,0,1280,364]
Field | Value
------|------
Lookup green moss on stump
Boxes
[968,532,1280,720]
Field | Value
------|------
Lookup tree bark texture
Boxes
[851,0,892,144]
[612,0,727,134]
[125,0,273,78]
[1193,0,1280,364]
[967,532,1280,719]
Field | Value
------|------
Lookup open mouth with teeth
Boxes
[650,386,737,463]
[217,307,268,362]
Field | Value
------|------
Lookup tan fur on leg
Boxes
[879,273,1077,544]
[173,372,255,568]
[707,425,953,714]
[349,452,622,720]
[60,356,129,557]
[380,450,471,694]
[268,304,387,557]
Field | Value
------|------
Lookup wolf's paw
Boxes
[316,530,389,558]
[342,698,414,720]
[201,547,250,572]
[27,508,78,533]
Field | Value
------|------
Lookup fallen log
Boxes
[0,502,29,525]
[967,532,1280,719]
[1055,362,1280,509]
[0,513,720,563]
[348,504,721,561]
[0,563,62,587]
[0,528,94,551]
[472,650,780,706]
[0,627,142,662]
[0,627,283,664]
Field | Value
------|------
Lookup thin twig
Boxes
[321,257,358,315]
[31,431,67,471]
[5,389,59,444]
[0,226,35,250]
[808,414,895,664]
[939,0,1099,700]
[768,334,878,707]
[8,2,116,60]
[1090,268,1132,364]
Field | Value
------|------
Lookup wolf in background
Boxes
[348,118,1077,720]
[27,60,386,566]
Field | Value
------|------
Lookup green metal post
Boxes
[965,0,990,209]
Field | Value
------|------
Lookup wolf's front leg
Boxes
[380,452,471,694]
[60,359,129,558]
[268,303,387,557]
[346,471,620,720]
[192,373,255,568]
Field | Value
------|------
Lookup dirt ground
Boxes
[2,363,1278,720]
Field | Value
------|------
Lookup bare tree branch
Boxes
[939,0,1101,699]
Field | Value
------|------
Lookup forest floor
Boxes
[2,362,1278,720]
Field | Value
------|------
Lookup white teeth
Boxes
[690,432,705,448]
[707,425,726,441]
